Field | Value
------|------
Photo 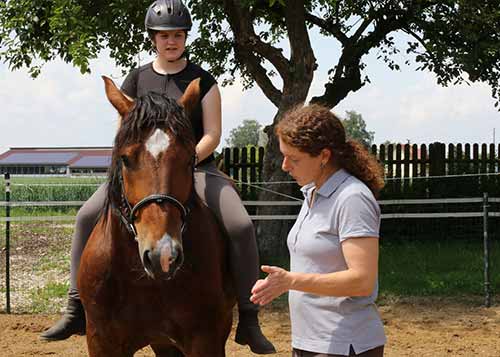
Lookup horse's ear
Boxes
[177,78,201,117]
[102,76,134,117]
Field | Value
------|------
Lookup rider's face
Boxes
[153,30,187,61]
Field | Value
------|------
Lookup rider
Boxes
[40,0,276,354]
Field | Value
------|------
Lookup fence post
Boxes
[429,142,446,197]
[223,147,231,175]
[4,173,11,313]
[483,192,491,308]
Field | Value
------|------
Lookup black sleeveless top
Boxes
[120,60,217,165]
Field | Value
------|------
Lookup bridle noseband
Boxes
[113,158,194,240]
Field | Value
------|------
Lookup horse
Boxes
[77,77,236,357]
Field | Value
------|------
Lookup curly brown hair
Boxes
[275,104,385,197]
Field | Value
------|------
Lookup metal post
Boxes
[483,192,491,308]
[4,173,11,313]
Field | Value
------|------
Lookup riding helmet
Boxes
[145,0,192,31]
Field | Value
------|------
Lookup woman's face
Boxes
[153,30,187,61]
[279,137,324,187]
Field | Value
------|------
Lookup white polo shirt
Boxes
[287,169,386,355]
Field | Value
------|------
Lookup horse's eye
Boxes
[121,155,130,167]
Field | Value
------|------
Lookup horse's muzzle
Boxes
[141,235,183,279]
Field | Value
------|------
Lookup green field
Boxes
[264,239,499,297]
[0,176,104,216]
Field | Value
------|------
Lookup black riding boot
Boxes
[235,306,276,354]
[39,297,86,341]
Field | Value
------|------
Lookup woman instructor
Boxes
[251,104,386,356]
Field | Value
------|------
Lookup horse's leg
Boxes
[187,335,226,357]
[86,332,136,357]
[150,344,184,357]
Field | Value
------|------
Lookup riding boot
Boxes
[235,305,277,354]
[39,296,86,341]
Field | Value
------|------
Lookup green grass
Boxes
[379,239,500,296]
[1,207,79,217]
[0,176,106,185]
[0,176,104,203]
[36,250,71,273]
[29,282,70,313]
[259,239,499,299]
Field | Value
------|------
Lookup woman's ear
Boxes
[321,148,332,164]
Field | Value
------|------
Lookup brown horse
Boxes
[78,77,235,356]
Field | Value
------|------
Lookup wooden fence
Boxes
[220,143,500,199]
[220,146,265,200]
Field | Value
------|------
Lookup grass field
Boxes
[0,176,103,216]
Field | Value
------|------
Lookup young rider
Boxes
[40,0,276,354]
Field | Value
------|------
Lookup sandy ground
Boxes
[1,298,499,356]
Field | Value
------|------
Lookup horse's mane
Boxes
[103,91,196,219]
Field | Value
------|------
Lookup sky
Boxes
[1,28,499,156]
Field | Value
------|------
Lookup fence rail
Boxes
[1,197,499,221]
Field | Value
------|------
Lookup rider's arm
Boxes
[196,84,222,164]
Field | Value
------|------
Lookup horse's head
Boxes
[103,76,200,280]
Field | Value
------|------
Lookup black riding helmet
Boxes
[145,0,192,32]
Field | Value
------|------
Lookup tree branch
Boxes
[305,12,348,46]
[312,1,434,108]
[350,16,373,43]
[222,0,291,77]
[222,0,290,107]
[282,0,316,97]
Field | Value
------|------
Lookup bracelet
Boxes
[194,153,199,166]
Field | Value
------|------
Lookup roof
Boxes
[70,156,112,168]
[0,152,78,165]
[0,147,112,168]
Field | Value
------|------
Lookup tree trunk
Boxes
[255,103,303,264]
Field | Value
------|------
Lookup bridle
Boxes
[113,157,195,241]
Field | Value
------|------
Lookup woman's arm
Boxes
[250,237,379,306]
[195,84,221,163]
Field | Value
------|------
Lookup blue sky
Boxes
[1,28,499,155]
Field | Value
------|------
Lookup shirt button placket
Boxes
[293,196,311,252]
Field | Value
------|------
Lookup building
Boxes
[0,147,112,175]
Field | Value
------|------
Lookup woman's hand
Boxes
[250,265,293,306]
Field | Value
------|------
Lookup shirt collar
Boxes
[300,169,350,199]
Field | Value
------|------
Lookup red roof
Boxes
[0,147,112,168]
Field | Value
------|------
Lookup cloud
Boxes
[328,68,500,144]
[0,57,118,153]
[2,43,500,158]
[219,80,277,146]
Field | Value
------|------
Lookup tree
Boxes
[3,1,500,258]
[342,111,374,148]
[226,119,262,147]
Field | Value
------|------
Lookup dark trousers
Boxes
[292,345,384,357]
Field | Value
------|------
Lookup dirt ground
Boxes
[1,298,499,357]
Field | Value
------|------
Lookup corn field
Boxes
[0,176,104,215]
